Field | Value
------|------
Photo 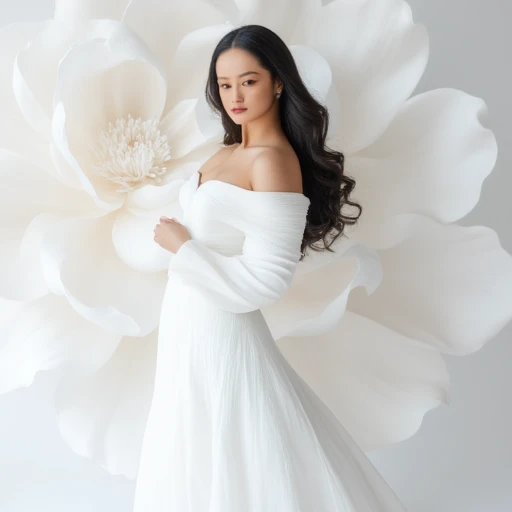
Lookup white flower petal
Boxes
[13,46,52,141]
[197,0,241,22]
[0,22,53,170]
[13,21,71,127]
[308,0,429,153]
[13,19,125,136]
[195,92,225,140]
[289,45,332,103]
[112,206,183,272]
[0,294,122,394]
[1,213,65,302]
[235,0,311,42]
[159,100,215,160]
[52,103,124,211]
[163,24,234,114]
[125,178,185,214]
[278,310,450,451]
[348,89,498,248]
[40,215,167,336]
[0,150,95,214]
[0,151,105,300]
[55,330,158,479]
[54,0,130,25]
[349,216,512,355]
[288,44,343,141]
[263,243,382,340]
[54,23,166,147]
[122,0,229,70]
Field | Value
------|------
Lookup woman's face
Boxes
[216,48,279,125]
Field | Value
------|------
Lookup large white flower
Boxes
[1,0,511,479]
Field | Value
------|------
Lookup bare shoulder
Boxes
[250,147,303,194]
[199,143,240,175]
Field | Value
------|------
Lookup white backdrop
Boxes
[0,1,510,511]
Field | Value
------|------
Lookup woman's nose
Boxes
[231,86,243,101]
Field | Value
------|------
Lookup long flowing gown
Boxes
[132,170,408,511]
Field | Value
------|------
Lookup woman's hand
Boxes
[153,216,191,254]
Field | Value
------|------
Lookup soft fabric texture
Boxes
[133,171,408,511]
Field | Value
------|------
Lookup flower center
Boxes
[92,114,171,193]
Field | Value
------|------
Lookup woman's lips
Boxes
[231,108,247,114]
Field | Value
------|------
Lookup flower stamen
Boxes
[92,114,171,193]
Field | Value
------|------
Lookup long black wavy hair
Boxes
[205,24,362,261]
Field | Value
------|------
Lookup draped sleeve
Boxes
[167,192,310,313]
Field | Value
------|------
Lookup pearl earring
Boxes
[276,89,282,98]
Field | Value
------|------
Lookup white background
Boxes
[0,1,510,511]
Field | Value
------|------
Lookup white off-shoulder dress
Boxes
[132,170,408,512]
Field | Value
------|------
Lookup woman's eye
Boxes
[220,80,255,89]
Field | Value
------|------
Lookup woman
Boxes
[139,24,406,511]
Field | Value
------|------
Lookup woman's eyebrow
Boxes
[217,71,261,80]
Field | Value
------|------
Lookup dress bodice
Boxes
[177,171,246,256]
[176,170,311,258]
